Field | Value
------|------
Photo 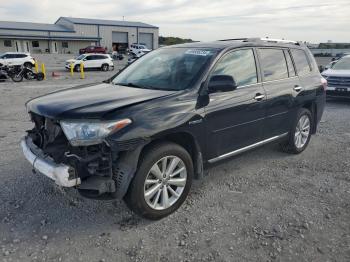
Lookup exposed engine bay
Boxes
[26,112,137,199]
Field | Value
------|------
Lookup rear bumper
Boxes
[21,137,81,187]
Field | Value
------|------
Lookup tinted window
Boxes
[4,40,12,47]
[259,49,288,81]
[85,56,94,60]
[284,50,296,77]
[32,41,39,48]
[212,49,257,87]
[291,49,311,75]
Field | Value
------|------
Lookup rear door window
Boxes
[212,49,258,87]
[290,49,312,75]
[258,48,288,81]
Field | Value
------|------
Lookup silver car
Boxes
[322,55,350,98]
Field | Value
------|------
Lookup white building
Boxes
[0,17,159,54]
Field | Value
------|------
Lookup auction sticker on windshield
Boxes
[185,49,212,56]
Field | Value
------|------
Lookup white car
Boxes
[0,52,35,68]
[65,53,114,72]
[127,50,147,65]
[129,44,151,54]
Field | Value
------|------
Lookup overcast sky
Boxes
[0,0,349,43]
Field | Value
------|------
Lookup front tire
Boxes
[281,108,312,154]
[101,64,109,71]
[11,74,23,82]
[74,65,81,72]
[125,142,193,220]
[24,62,33,69]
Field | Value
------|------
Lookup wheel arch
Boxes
[113,131,204,199]
[141,132,204,179]
[301,101,317,134]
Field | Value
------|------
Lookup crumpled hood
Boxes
[26,83,176,119]
[322,69,350,77]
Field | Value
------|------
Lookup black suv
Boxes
[21,38,326,219]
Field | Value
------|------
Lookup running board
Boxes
[208,133,288,163]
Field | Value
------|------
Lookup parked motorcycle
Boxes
[10,65,44,82]
[0,67,8,82]
[0,65,13,82]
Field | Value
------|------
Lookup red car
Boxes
[79,46,106,54]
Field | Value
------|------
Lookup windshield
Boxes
[332,57,350,70]
[112,47,218,91]
[76,54,85,60]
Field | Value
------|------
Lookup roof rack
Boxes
[259,38,300,45]
[218,38,259,42]
[218,37,301,46]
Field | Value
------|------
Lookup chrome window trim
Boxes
[261,75,299,84]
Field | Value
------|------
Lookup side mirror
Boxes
[208,75,237,93]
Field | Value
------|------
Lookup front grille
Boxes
[327,76,350,87]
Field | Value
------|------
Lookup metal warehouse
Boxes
[0,17,159,54]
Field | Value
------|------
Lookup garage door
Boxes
[112,32,128,43]
[139,33,153,49]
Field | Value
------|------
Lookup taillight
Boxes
[321,77,328,91]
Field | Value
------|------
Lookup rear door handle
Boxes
[294,85,303,92]
[254,93,265,101]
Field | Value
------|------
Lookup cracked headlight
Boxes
[60,119,132,146]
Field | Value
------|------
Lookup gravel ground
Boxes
[0,56,349,262]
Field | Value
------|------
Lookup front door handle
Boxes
[294,85,303,92]
[254,93,265,101]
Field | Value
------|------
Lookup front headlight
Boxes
[60,119,132,146]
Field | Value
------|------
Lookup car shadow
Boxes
[1,140,299,240]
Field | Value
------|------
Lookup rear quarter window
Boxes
[290,49,312,75]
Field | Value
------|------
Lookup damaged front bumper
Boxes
[21,136,81,187]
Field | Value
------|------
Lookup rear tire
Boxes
[124,142,193,220]
[36,72,45,81]
[281,108,312,154]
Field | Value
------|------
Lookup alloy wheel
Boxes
[144,156,187,210]
[294,115,310,149]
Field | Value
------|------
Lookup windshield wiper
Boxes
[114,82,173,91]
[114,82,153,89]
